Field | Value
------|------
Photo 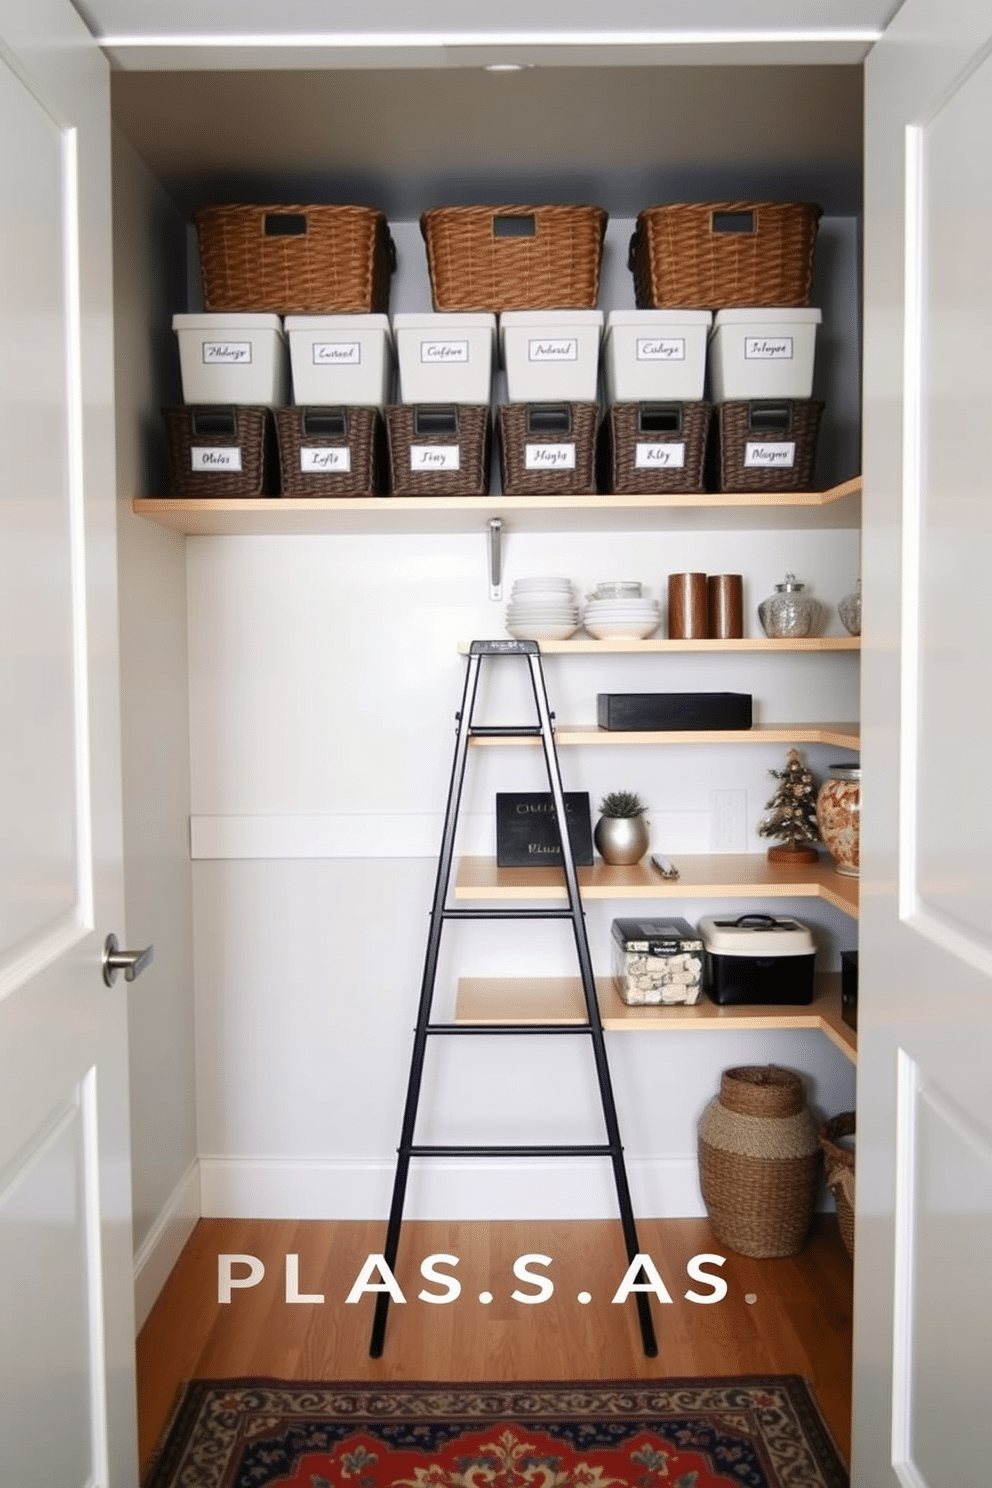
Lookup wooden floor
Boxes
[137,1215,853,1476]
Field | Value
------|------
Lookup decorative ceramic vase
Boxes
[838,579,862,636]
[594,812,650,865]
[757,572,822,638]
[816,763,861,877]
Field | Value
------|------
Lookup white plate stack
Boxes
[583,582,661,640]
[505,577,580,640]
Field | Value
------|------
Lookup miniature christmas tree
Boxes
[757,748,820,863]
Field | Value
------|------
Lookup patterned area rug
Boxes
[143,1378,848,1488]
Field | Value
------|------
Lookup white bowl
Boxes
[592,581,643,598]
[507,621,580,640]
[584,619,660,639]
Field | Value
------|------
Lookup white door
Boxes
[0,2,138,1485]
[856,2,992,1482]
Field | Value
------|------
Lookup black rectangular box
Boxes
[496,792,594,867]
[597,692,753,731]
[840,949,858,1030]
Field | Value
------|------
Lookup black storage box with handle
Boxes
[699,912,817,1005]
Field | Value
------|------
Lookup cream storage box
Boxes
[603,309,712,403]
[707,307,822,402]
[392,313,496,404]
[499,310,604,403]
[172,313,288,405]
[285,314,393,406]
[699,912,816,1005]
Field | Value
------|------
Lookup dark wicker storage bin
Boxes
[384,404,491,496]
[819,1111,855,1258]
[497,402,599,496]
[194,204,396,315]
[162,405,274,497]
[274,406,384,497]
[711,399,824,493]
[603,401,711,494]
[629,201,822,310]
[420,205,608,312]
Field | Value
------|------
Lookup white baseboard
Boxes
[133,1161,201,1329]
[198,1154,706,1221]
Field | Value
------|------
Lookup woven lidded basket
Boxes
[384,404,491,497]
[712,399,824,493]
[603,401,712,495]
[497,402,599,496]
[819,1111,855,1258]
[629,201,822,310]
[274,406,384,497]
[194,204,396,315]
[421,205,608,313]
[162,405,274,498]
[698,1064,822,1257]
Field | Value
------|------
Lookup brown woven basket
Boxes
[819,1111,855,1258]
[274,406,384,497]
[497,402,599,496]
[603,401,711,495]
[194,204,396,314]
[698,1064,822,1258]
[384,404,491,497]
[421,205,608,312]
[162,405,274,497]
[711,399,824,493]
[629,202,822,310]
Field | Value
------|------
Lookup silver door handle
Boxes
[102,933,154,987]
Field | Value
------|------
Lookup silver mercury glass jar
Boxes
[838,578,862,636]
[758,572,822,638]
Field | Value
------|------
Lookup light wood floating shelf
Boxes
[470,721,860,749]
[459,636,860,654]
[454,854,859,919]
[455,972,856,1063]
[131,476,861,536]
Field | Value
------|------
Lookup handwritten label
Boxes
[202,341,252,364]
[744,441,796,468]
[420,339,469,363]
[636,337,685,362]
[744,337,794,360]
[528,338,578,362]
[525,443,576,470]
[312,341,361,365]
[410,445,461,470]
[635,442,686,469]
[301,447,351,472]
[191,446,242,472]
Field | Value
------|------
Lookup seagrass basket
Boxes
[629,201,822,310]
[384,404,491,496]
[603,401,711,495]
[274,406,384,497]
[420,205,608,312]
[497,402,599,496]
[194,204,396,314]
[819,1111,855,1258]
[711,399,824,493]
[162,405,274,497]
[698,1064,822,1258]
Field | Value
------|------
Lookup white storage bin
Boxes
[603,309,712,403]
[172,313,288,405]
[499,310,604,403]
[393,313,496,405]
[285,314,393,406]
[708,307,822,402]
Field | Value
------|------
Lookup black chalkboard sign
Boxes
[495,792,594,867]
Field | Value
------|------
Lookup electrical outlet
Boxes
[710,789,747,851]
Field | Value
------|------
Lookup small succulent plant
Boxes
[598,790,648,818]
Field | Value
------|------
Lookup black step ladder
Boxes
[369,639,657,1360]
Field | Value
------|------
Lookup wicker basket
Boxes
[274,406,384,497]
[194,204,396,315]
[629,202,822,310]
[603,401,711,495]
[497,403,599,496]
[711,399,824,493]
[420,205,608,312]
[162,405,274,497]
[819,1111,855,1258]
[384,404,491,497]
[698,1064,822,1258]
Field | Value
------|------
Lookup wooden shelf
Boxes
[470,721,860,749]
[455,971,856,1063]
[460,636,860,654]
[454,854,859,918]
[131,476,861,536]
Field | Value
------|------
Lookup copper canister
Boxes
[708,574,744,638]
[668,572,709,639]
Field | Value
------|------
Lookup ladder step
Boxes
[442,907,575,921]
[469,724,544,737]
[408,1143,615,1158]
[425,1022,592,1036]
